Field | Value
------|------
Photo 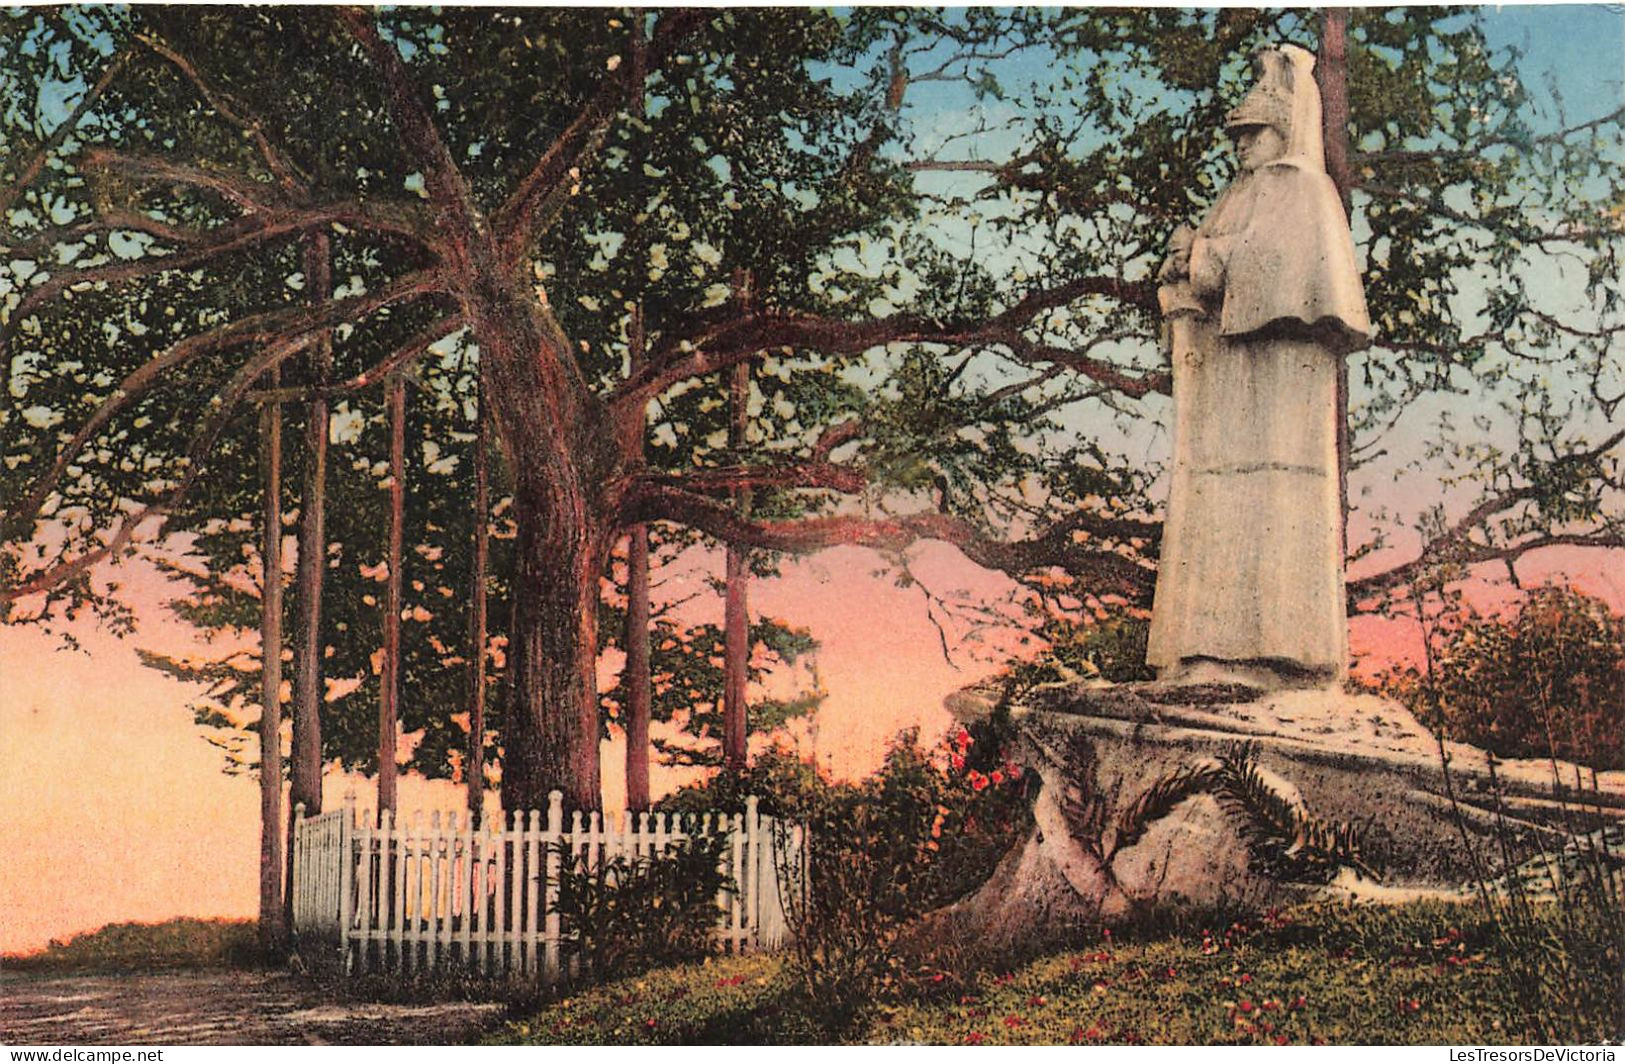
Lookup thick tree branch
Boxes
[83,148,288,212]
[0,49,134,228]
[637,459,869,498]
[245,312,465,403]
[494,8,710,263]
[811,417,865,460]
[1350,426,1625,605]
[613,275,1160,409]
[134,31,308,196]
[1350,530,1625,609]
[2,205,430,340]
[1,332,312,606]
[2,270,447,537]
[338,7,481,242]
[625,484,1156,599]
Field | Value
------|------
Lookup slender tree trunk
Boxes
[624,304,652,812]
[723,358,751,774]
[722,274,753,774]
[625,526,652,809]
[1318,7,1354,557]
[258,366,287,957]
[286,231,331,924]
[379,374,405,817]
[466,371,490,826]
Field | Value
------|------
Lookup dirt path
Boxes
[0,970,505,1045]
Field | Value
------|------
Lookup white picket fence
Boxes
[291,791,799,983]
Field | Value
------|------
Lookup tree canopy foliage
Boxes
[1,8,1619,817]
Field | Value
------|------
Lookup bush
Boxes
[549,835,731,983]
[773,726,1031,1033]
[1377,585,1624,769]
[1014,612,1155,686]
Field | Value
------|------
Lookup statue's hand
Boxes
[1159,225,1197,281]
[1188,235,1229,296]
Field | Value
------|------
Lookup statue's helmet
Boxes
[1224,47,1300,138]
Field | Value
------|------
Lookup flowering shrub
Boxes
[728,723,1033,1034]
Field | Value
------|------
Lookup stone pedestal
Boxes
[945,680,1625,912]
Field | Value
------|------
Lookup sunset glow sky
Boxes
[2,5,1622,955]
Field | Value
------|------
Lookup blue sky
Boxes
[1482,5,1624,125]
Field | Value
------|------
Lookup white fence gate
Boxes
[291,791,799,982]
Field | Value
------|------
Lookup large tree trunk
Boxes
[501,486,608,813]
[286,231,331,923]
[378,375,405,817]
[258,367,287,957]
[466,372,490,826]
[1318,8,1354,556]
[470,271,614,815]
[623,305,652,812]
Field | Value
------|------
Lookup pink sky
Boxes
[2,534,1619,954]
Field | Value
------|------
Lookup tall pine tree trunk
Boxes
[624,305,652,811]
[722,357,751,774]
[286,231,331,922]
[258,366,287,956]
[625,525,652,809]
[466,371,489,826]
[379,374,405,817]
[722,275,753,774]
[1318,7,1354,556]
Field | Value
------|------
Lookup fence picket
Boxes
[338,801,354,973]
[544,792,564,985]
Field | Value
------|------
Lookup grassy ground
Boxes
[1,918,259,974]
[490,900,1597,1045]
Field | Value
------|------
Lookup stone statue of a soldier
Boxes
[1147,45,1371,689]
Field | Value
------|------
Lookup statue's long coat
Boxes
[1147,159,1370,680]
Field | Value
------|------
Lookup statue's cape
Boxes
[1205,162,1372,354]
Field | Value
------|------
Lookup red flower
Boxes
[1003,1014,1025,1028]
[1238,1000,1255,1014]
[950,752,966,771]
[964,1032,985,1045]
[954,728,973,750]
[1026,995,1046,1007]
[969,771,989,792]
[991,770,1006,785]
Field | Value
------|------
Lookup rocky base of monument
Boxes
[912,679,1625,957]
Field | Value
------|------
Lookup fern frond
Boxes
[1106,760,1223,864]
[1214,742,1379,884]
